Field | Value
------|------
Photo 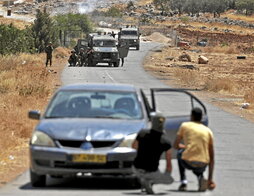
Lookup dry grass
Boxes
[0,48,68,184]
[204,78,239,93]
[173,69,201,86]
[0,17,31,29]
[203,46,238,54]
[244,89,254,104]
[222,12,254,23]
[144,38,254,101]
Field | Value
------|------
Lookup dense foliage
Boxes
[31,9,58,53]
[54,13,93,33]
[152,0,254,16]
[0,24,34,55]
[104,6,123,17]
[0,11,93,55]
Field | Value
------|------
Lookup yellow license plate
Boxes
[72,154,106,163]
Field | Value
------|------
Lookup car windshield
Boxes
[44,90,143,119]
[93,40,116,47]
[121,30,138,36]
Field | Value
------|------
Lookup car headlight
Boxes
[133,40,137,42]
[118,133,137,148]
[31,131,56,147]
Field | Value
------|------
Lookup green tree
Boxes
[228,0,237,9]
[31,9,58,53]
[0,24,34,55]
[170,0,187,15]
[204,0,228,17]
[54,13,93,34]
[236,0,254,15]
[105,6,123,17]
[153,0,171,15]
[183,0,202,16]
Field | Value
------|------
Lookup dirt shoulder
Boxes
[0,48,69,187]
[142,33,254,123]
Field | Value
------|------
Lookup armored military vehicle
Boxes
[74,39,88,53]
[118,26,140,50]
[87,33,122,67]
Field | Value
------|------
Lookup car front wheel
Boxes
[30,169,46,187]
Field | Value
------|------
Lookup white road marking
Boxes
[105,71,117,83]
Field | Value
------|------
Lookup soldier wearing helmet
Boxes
[45,42,53,67]
[68,50,78,67]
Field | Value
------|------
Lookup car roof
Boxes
[59,83,139,92]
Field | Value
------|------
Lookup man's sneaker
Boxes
[143,180,154,194]
[140,178,154,194]
[198,176,208,192]
[178,183,187,191]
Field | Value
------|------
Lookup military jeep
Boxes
[118,26,140,50]
[74,39,88,53]
[87,34,121,67]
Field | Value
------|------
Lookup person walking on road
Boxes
[45,42,53,67]
[174,107,215,192]
[132,113,174,194]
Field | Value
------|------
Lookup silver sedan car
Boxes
[28,83,208,187]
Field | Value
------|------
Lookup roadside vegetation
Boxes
[0,48,70,185]
[0,8,92,184]
[152,0,254,16]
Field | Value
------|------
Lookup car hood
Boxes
[120,36,139,40]
[93,47,118,52]
[36,118,147,141]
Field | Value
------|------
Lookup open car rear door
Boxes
[150,88,208,156]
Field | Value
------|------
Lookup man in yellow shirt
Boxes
[174,107,215,192]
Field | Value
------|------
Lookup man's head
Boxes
[151,113,165,133]
[48,42,52,45]
[191,107,203,122]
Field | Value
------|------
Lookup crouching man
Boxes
[132,113,174,194]
[174,107,215,192]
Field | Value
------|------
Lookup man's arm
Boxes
[173,135,185,149]
[165,149,172,173]
[208,137,215,182]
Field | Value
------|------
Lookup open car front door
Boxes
[150,88,208,157]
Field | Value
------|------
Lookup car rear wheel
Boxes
[136,45,140,50]
[30,169,46,187]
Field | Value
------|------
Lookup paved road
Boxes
[1,42,254,195]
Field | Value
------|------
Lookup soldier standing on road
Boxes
[132,113,174,194]
[117,41,129,67]
[174,107,216,192]
[45,42,53,67]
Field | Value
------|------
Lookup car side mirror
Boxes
[28,110,41,120]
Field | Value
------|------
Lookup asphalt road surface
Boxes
[1,42,254,195]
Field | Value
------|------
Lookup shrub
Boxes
[204,78,238,93]
[0,24,34,55]
[173,69,201,86]
[244,89,254,103]
[105,6,123,17]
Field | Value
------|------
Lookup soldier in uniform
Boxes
[117,41,129,67]
[45,42,53,67]
[68,50,78,67]
[78,48,88,66]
